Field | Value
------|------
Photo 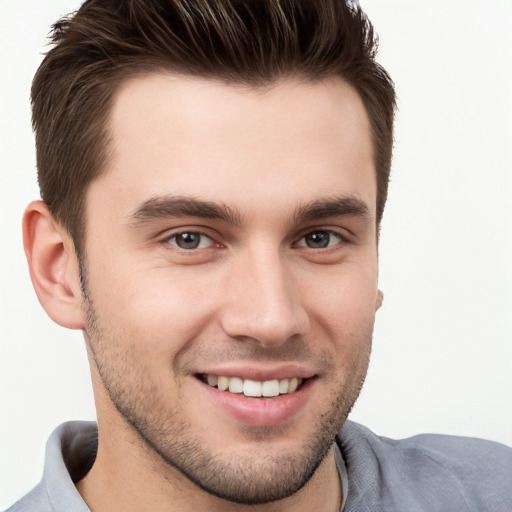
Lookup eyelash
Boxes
[162,229,348,251]
[164,231,219,251]
[295,230,346,249]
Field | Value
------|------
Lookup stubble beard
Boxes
[83,290,372,505]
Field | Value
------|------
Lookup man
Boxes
[5,0,511,511]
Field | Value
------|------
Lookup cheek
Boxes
[89,264,223,354]
[303,265,378,329]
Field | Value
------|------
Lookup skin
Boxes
[24,75,381,512]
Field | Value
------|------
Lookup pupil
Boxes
[306,232,329,248]
[177,233,200,249]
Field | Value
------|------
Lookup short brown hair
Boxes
[32,0,396,253]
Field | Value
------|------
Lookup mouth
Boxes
[195,371,316,426]
[198,374,306,398]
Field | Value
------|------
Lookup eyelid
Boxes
[294,228,349,248]
[170,232,214,249]
[159,227,221,250]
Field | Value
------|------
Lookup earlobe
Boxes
[375,289,384,311]
[23,200,84,330]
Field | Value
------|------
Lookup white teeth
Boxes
[243,379,262,397]
[207,375,218,387]
[217,376,229,391]
[228,377,243,393]
[262,379,280,397]
[279,379,289,394]
[204,375,304,397]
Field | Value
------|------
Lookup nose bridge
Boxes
[221,242,308,346]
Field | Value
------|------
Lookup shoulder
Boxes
[338,421,512,512]
[5,485,53,512]
[4,422,96,512]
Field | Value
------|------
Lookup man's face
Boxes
[82,75,379,504]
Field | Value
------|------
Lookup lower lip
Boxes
[197,378,315,426]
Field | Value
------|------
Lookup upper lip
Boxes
[194,364,317,382]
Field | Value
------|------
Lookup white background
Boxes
[1,0,511,508]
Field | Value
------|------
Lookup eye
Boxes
[167,232,214,250]
[297,230,343,249]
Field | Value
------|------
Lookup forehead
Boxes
[92,74,376,222]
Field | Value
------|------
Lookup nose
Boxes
[220,247,309,347]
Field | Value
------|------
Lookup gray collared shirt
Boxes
[6,420,512,511]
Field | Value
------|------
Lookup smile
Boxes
[201,374,304,397]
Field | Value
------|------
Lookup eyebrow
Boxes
[128,194,372,228]
[294,196,372,224]
[129,196,242,226]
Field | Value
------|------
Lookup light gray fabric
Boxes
[333,441,349,510]
[6,422,95,512]
[6,420,512,511]
[336,422,512,511]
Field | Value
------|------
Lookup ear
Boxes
[375,289,384,311]
[23,200,84,329]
